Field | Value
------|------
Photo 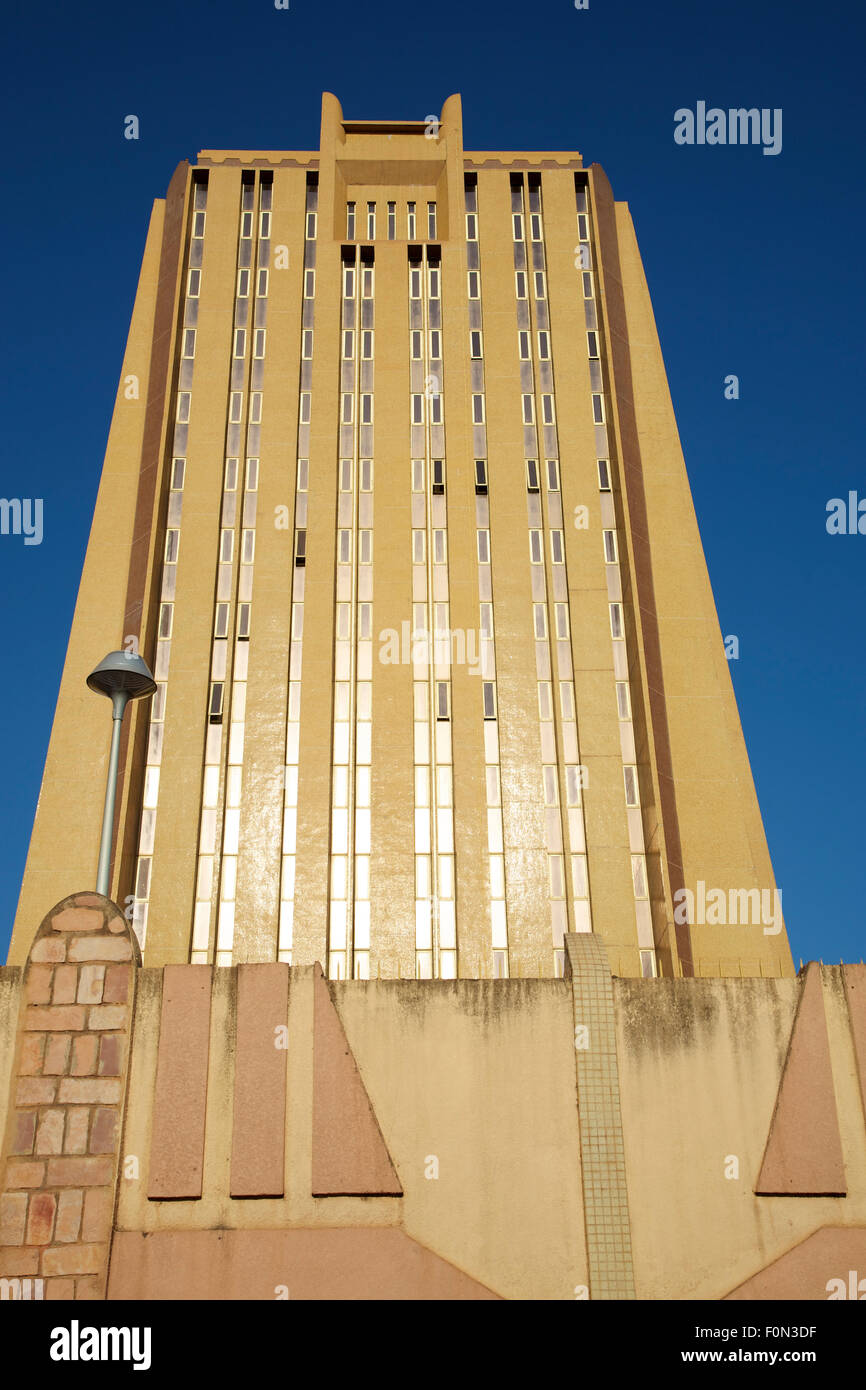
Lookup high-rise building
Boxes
[8,92,792,981]
[5,96,866,1310]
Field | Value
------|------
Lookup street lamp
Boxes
[87,650,157,897]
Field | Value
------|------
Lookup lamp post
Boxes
[87,650,157,898]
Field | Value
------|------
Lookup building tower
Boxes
[8,93,792,982]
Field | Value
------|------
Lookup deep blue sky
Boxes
[1,0,863,965]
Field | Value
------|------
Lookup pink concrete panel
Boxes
[756,965,846,1196]
[230,964,289,1198]
[725,1226,866,1300]
[148,966,212,1200]
[108,1227,500,1299]
[311,965,402,1196]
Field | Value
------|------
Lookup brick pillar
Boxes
[564,932,636,1300]
[0,892,138,1299]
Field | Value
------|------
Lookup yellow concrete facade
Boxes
[8,94,792,983]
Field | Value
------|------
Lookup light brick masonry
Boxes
[0,891,137,1300]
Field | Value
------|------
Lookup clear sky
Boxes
[1,0,863,966]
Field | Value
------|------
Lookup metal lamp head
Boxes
[86,650,157,703]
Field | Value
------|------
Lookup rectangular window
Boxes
[387,201,396,239]
[428,267,440,298]
[565,766,582,806]
[338,531,352,563]
[436,681,450,720]
[341,394,353,424]
[220,530,234,563]
[171,458,186,490]
[582,271,594,298]
[339,459,352,491]
[554,603,569,640]
[346,202,355,238]
[187,269,201,297]
[512,213,523,241]
[237,268,250,298]
[260,210,271,238]
[342,330,353,359]
[241,529,255,564]
[304,269,315,298]
[538,682,553,720]
[367,202,376,239]
[577,212,589,241]
[468,271,480,298]
[482,682,497,720]
[537,331,550,360]
[466,212,477,240]
[306,211,317,239]
[480,603,493,639]
[430,395,442,425]
[616,681,631,719]
[214,603,230,638]
[546,459,560,491]
[257,268,269,297]
[472,395,485,424]
[297,459,309,490]
[165,529,180,563]
[474,459,488,495]
[245,458,259,490]
[550,530,564,564]
[603,530,618,563]
[412,394,424,424]
[587,331,599,358]
[237,603,251,640]
[360,459,373,491]
[253,329,266,358]
[534,271,546,299]
[359,530,372,564]
[407,201,416,238]
[477,529,490,563]
[410,267,422,298]
[433,530,447,564]
[430,329,441,359]
[224,459,238,490]
[361,394,373,425]
[470,330,482,359]
[515,271,527,298]
[412,459,424,490]
[530,212,542,241]
[559,681,575,720]
[518,331,530,360]
[432,459,445,495]
[610,602,624,639]
[412,530,425,564]
[543,766,558,806]
[597,458,611,490]
[522,394,534,424]
[623,765,639,807]
[209,682,224,724]
[592,394,605,424]
[294,530,306,566]
[427,202,437,238]
[177,392,192,423]
[533,604,547,639]
[362,330,373,359]
[192,210,206,238]
[526,459,540,493]
[233,329,245,358]
[542,395,555,425]
[240,211,253,239]
[411,330,422,359]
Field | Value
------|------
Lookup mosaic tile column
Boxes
[564,932,635,1299]
[0,892,137,1299]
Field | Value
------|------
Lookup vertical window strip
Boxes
[133,176,208,952]
[278,178,319,965]
[465,178,509,979]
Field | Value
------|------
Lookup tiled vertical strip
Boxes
[576,182,656,978]
[277,177,319,966]
[147,965,212,1199]
[0,892,137,1300]
[229,963,289,1197]
[564,932,635,1300]
[132,176,208,951]
[464,177,509,978]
